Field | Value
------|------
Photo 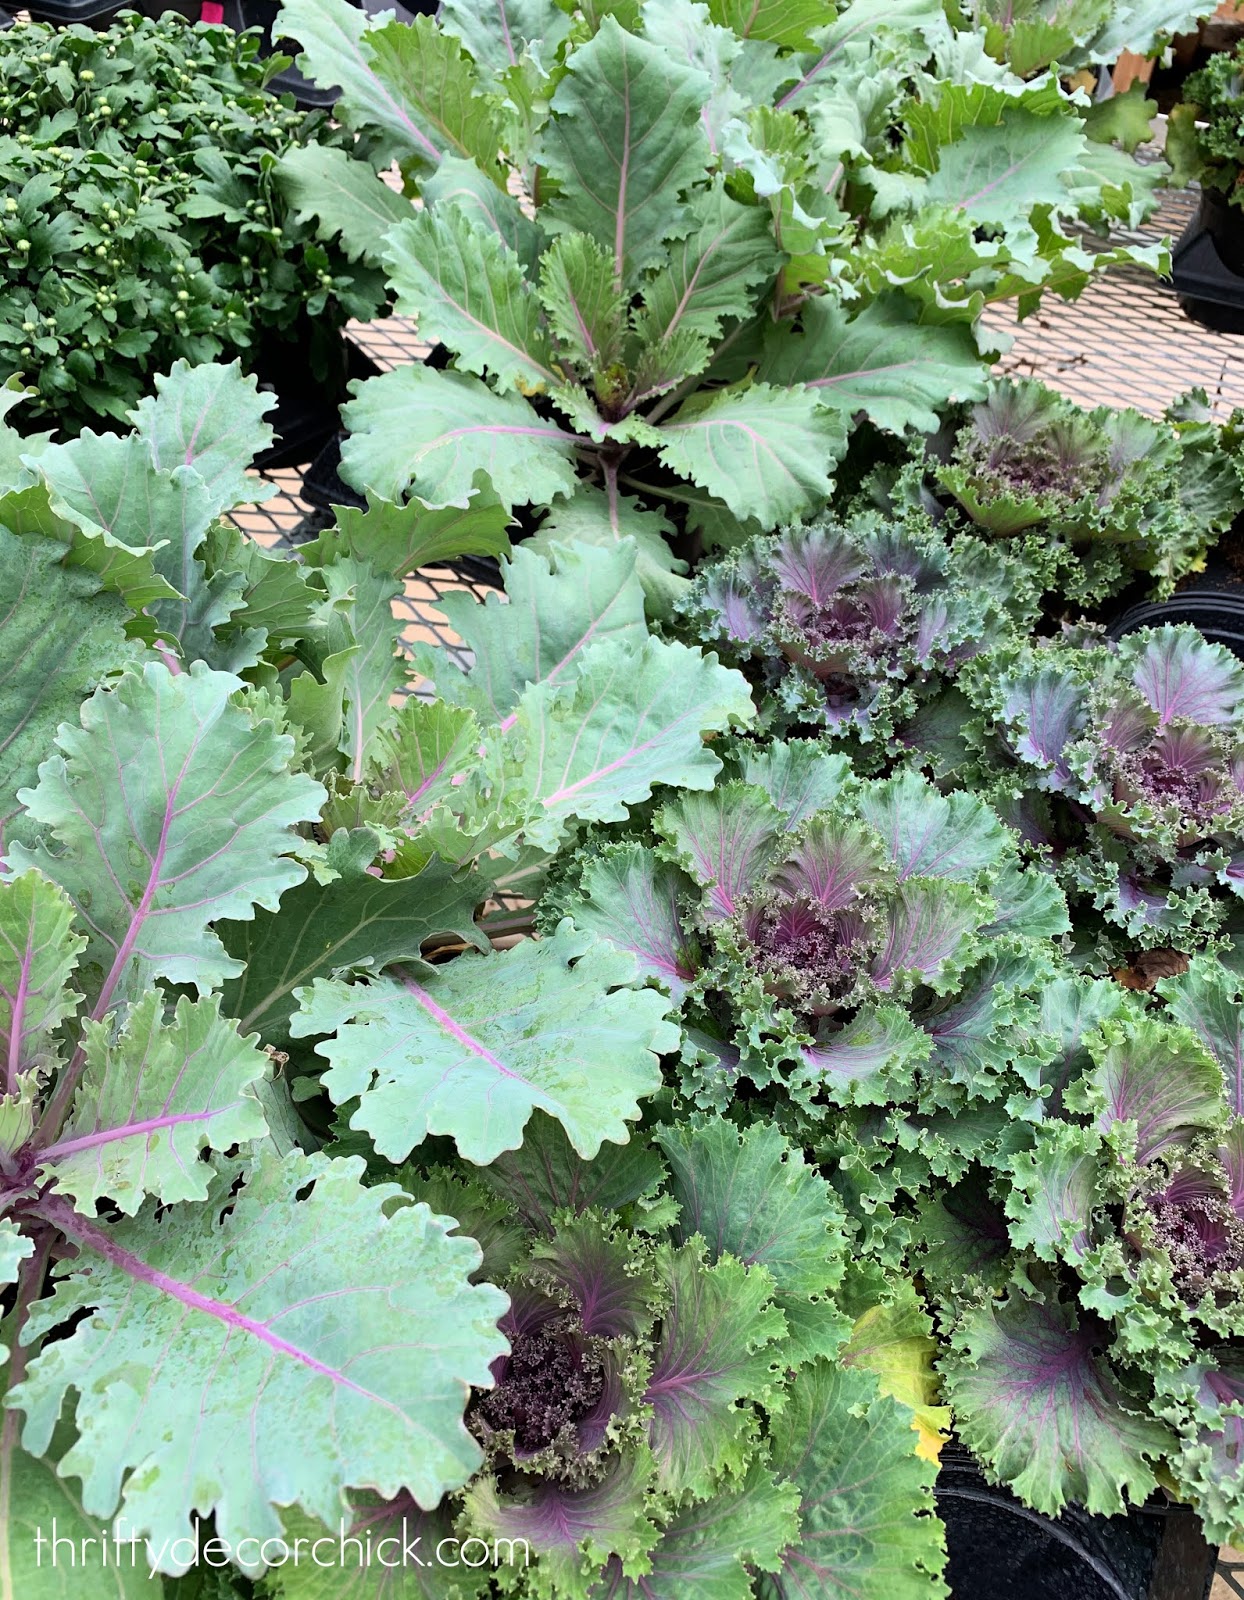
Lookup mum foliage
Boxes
[273,0,1168,586]
[0,13,384,431]
[963,624,1244,952]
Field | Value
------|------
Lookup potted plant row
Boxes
[2,2,1244,1599]
[0,9,387,461]
[2,347,1240,1600]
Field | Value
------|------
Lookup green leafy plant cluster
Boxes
[6,338,1244,1590]
[0,11,386,430]
[269,0,1177,590]
[4,0,1244,1591]
[1169,37,1244,201]
[950,0,1216,78]
[0,350,977,1599]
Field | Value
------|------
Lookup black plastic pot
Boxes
[1171,188,1244,335]
[936,1446,1216,1600]
[24,0,125,25]
[1107,557,1244,661]
[251,330,380,472]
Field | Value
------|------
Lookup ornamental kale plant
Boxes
[430,1112,949,1599]
[923,964,1244,1541]
[270,0,1168,581]
[963,623,1244,952]
[551,745,1068,1122]
[928,378,1244,605]
[0,12,385,430]
[676,505,1038,756]
[1168,39,1244,205]
[0,360,792,1588]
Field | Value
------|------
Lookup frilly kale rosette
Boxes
[388,1113,948,1600]
[964,623,1244,951]
[933,379,1242,605]
[933,962,1244,1532]
[549,739,1068,1122]
[676,509,1034,760]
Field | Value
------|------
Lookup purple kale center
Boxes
[1106,729,1241,834]
[475,1322,605,1456]
[743,898,870,1015]
[1147,1181,1244,1301]
[963,421,1110,505]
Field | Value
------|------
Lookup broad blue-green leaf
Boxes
[659,384,842,525]
[1074,1,1213,65]
[276,144,412,267]
[220,852,489,1043]
[533,486,686,618]
[761,1358,948,1600]
[775,0,946,111]
[0,1220,32,1288]
[292,923,677,1164]
[0,874,84,1085]
[17,1153,509,1569]
[945,1294,1175,1517]
[384,209,555,394]
[439,0,571,77]
[659,1116,851,1364]
[644,1245,786,1495]
[427,539,646,721]
[276,0,504,175]
[300,491,511,578]
[129,359,276,517]
[706,0,826,47]
[369,700,482,823]
[11,662,324,1002]
[634,182,777,347]
[340,366,580,511]
[759,295,987,435]
[508,636,755,848]
[539,232,628,373]
[288,557,405,781]
[41,992,270,1217]
[422,155,544,279]
[0,528,142,850]
[537,17,712,285]
[35,432,243,661]
[896,111,1088,231]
